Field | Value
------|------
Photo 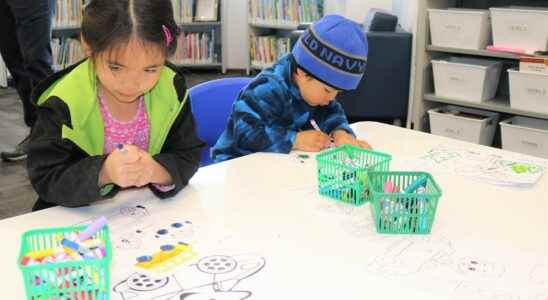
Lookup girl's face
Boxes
[93,37,166,104]
[293,68,339,107]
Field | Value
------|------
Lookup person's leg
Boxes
[0,0,33,127]
[0,0,54,162]
[8,0,55,127]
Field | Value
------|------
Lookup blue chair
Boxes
[189,77,253,167]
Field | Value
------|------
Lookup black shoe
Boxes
[1,135,30,162]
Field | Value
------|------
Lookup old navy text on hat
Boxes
[301,29,367,75]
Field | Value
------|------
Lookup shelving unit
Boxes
[408,0,548,132]
[51,25,83,72]
[175,1,226,73]
[50,0,227,73]
[245,0,323,74]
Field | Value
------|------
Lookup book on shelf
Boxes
[250,35,290,67]
[51,38,85,71]
[298,0,322,23]
[174,30,218,64]
[195,0,219,22]
[53,0,82,28]
[248,0,323,26]
[172,0,195,23]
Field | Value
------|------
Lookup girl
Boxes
[27,0,205,210]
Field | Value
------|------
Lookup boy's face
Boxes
[294,68,339,107]
[85,36,165,104]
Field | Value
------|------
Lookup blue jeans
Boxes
[0,0,55,127]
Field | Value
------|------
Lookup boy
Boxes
[212,15,370,162]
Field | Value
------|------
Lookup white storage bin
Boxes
[490,7,548,53]
[500,116,548,159]
[508,69,548,114]
[428,9,491,50]
[428,105,499,145]
[432,57,502,102]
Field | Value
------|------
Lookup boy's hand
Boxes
[99,145,143,188]
[294,130,331,152]
[332,130,372,149]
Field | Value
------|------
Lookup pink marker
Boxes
[384,181,395,193]
[486,45,527,55]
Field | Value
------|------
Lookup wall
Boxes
[341,0,393,23]
[392,0,418,33]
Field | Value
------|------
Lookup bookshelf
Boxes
[51,0,227,73]
[408,0,548,132]
[1,0,227,87]
[174,0,227,73]
[246,0,324,74]
[51,0,84,71]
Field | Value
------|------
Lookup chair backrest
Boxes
[189,77,253,167]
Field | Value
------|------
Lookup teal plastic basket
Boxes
[316,145,392,206]
[368,171,442,234]
[17,225,112,300]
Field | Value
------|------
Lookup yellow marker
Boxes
[27,249,56,260]
[135,243,197,274]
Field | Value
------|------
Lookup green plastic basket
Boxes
[368,171,442,234]
[17,225,112,300]
[316,145,392,206]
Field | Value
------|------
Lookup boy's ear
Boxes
[295,68,311,80]
[80,36,93,57]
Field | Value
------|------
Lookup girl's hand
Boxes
[135,149,173,187]
[332,130,372,149]
[294,130,331,152]
[99,145,143,187]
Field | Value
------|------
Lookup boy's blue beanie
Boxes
[292,15,368,91]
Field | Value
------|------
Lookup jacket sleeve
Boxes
[27,97,118,208]
[316,100,355,136]
[229,78,297,153]
[149,94,205,199]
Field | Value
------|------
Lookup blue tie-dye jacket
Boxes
[212,54,354,162]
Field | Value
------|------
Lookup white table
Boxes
[2,122,547,299]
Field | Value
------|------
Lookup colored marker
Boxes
[310,119,335,144]
[62,238,91,254]
[78,216,107,242]
[403,176,427,193]
[384,180,395,193]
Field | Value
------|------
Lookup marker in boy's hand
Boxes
[293,130,331,152]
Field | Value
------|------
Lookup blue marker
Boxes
[403,176,428,232]
[403,176,427,193]
[61,238,94,259]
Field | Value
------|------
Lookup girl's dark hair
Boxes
[82,0,179,58]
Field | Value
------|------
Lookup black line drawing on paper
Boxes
[113,253,266,300]
[75,203,151,229]
[456,257,505,279]
[113,219,195,252]
[367,235,455,276]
